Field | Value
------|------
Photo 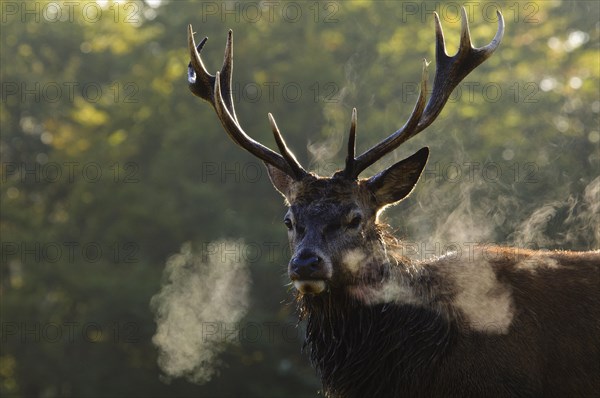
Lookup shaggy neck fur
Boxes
[297,255,457,398]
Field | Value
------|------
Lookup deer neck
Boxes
[297,255,456,397]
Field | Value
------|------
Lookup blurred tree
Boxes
[1,1,598,397]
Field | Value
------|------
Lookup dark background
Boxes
[1,1,598,397]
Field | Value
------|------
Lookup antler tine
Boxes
[211,70,300,177]
[219,30,238,124]
[349,60,429,177]
[268,113,307,179]
[187,25,214,102]
[187,27,238,124]
[344,108,358,175]
[418,8,504,128]
[188,26,307,178]
[346,8,504,178]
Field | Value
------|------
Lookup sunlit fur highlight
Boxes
[280,176,599,398]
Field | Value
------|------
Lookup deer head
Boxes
[188,8,504,296]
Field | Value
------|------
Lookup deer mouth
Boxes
[293,280,327,295]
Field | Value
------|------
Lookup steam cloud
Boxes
[151,240,250,384]
[407,172,599,256]
[511,176,600,249]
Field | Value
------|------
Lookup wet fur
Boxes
[297,245,600,397]
[268,169,599,397]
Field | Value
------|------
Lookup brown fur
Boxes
[270,169,600,397]
[187,17,598,396]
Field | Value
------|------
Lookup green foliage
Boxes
[1,1,598,396]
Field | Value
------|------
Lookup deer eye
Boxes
[284,218,293,230]
[347,215,362,229]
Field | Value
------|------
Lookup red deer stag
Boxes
[187,8,600,398]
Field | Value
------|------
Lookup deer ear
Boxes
[265,163,295,198]
[366,147,429,207]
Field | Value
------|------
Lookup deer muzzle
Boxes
[289,250,331,294]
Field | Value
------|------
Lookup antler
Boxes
[343,7,504,179]
[187,26,307,179]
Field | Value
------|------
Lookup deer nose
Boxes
[289,251,326,280]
